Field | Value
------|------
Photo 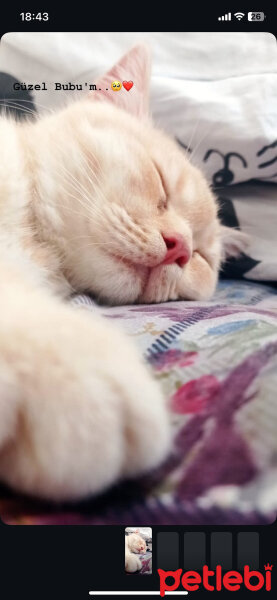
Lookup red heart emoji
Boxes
[122,81,134,91]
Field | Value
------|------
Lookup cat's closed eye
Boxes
[157,197,168,211]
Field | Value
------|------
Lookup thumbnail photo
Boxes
[125,527,152,574]
[0,31,276,526]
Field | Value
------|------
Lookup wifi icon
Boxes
[234,12,245,20]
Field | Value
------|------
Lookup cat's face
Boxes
[128,533,146,554]
[44,45,244,304]
[59,100,219,304]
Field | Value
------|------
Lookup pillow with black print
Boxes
[218,182,277,283]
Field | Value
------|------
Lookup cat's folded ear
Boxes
[89,44,151,118]
[220,225,250,260]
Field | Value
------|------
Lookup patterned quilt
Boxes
[0,279,276,525]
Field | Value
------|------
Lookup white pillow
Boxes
[0,32,276,186]
[151,73,277,185]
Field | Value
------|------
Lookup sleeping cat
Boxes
[125,532,146,573]
[0,44,246,501]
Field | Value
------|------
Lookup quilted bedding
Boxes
[0,279,277,525]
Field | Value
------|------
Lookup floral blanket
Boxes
[0,280,276,525]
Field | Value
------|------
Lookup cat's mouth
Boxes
[109,252,161,270]
[109,253,151,278]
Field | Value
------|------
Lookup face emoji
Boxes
[111,80,122,92]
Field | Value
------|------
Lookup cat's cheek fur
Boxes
[0,289,170,501]
[63,245,148,305]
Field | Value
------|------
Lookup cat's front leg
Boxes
[125,552,142,573]
[140,251,218,303]
[176,250,218,301]
[0,286,170,501]
[178,225,249,301]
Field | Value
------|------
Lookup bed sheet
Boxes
[0,279,276,525]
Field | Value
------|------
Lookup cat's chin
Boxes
[94,269,149,306]
[98,255,150,305]
[138,263,182,304]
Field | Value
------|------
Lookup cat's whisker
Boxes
[46,139,109,220]
[51,162,106,222]
[67,138,106,189]
[185,116,202,158]
[0,102,37,119]
[69,239,115,245]
[1,97,55,114]
[40,177,104,222]
[56,158,107,214]
[77,152,108,206]
[0,100,36,113]
[189,122,219,164]
[46,201,93,220]
[83,153,105,185]
[64,189,106,223]
[82,167,107,206]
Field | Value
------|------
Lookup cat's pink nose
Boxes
[161,234,190,268]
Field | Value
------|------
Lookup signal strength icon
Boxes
[218,12,231,20]
[234,12,245,20]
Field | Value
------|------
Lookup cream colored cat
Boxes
[0,45,246,501]
[125,532,146,573]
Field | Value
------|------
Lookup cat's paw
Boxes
[220,225,250,260]
[0,300,170,501]
[139,264,181,303]
[125,554,142,573]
